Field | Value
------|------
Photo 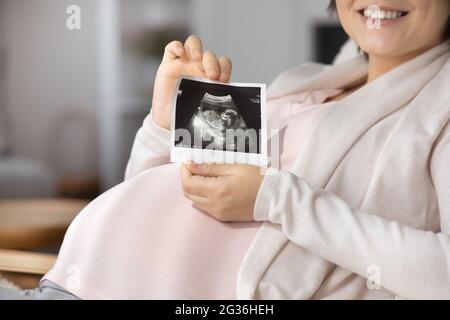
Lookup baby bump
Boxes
[49,163,261,299]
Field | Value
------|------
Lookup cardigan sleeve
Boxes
[124,109,171,180]
[254,126,450,299]
[431,121,450,232]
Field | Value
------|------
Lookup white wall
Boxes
[1,0,98,177]
[0,1,9,152]
[96,0,122,189]
[190,0,331,84]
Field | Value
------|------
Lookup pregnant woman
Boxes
[1,0,450,300]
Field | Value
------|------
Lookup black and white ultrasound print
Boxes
[170,76,267,167]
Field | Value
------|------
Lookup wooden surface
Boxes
[0,249,58,289]
[0,249,56,289]
[0,272,42,290]
[0,199,89,250]
[0,249,57,275]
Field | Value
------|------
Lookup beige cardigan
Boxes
[240,41,450,300]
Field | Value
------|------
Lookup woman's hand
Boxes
[180,163,265,222]
[152,35,232,130]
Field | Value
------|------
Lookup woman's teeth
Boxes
[363,9,407,19]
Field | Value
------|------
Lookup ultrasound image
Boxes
[186,93,251,151]
[173,77,263,155]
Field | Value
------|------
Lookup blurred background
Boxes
[0,0,352,288]
[0,0,348,199]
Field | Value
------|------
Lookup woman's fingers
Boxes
[218,57,232,83]
[183,192,209,206]
[180,164,216,197]
[192,203,215,216]
[203,51,221,80]
[163,36,230,82]
[162,40,186,62]
[185,163,235,177]
[184,35,203,61]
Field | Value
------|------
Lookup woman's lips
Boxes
[358,7,409,27]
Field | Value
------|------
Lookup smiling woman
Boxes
[2,0,450,300]
[329,0,450,56]
[326,0,450,84]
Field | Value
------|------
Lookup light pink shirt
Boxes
[43,89,340,299]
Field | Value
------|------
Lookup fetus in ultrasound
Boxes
[186,93,254,152]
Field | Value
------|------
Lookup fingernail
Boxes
[184,161,197,168]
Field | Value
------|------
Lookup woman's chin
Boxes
[358,38,407,58]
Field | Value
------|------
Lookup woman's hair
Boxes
[327,0,450,40]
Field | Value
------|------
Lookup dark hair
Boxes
[327,0,337,13]
[327,0,450,41]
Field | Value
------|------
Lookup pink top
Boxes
[43,89,340,299]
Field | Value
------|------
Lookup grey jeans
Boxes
[0,280,79,300]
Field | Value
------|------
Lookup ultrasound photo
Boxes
[170,76,267,166]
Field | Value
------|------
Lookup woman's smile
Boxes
[358,6,410,27]
[337,0,449,65]
[353,2,413,28]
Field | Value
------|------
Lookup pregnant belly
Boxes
[46,164,261,299]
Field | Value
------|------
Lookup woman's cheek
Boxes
[335,0,359,46]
